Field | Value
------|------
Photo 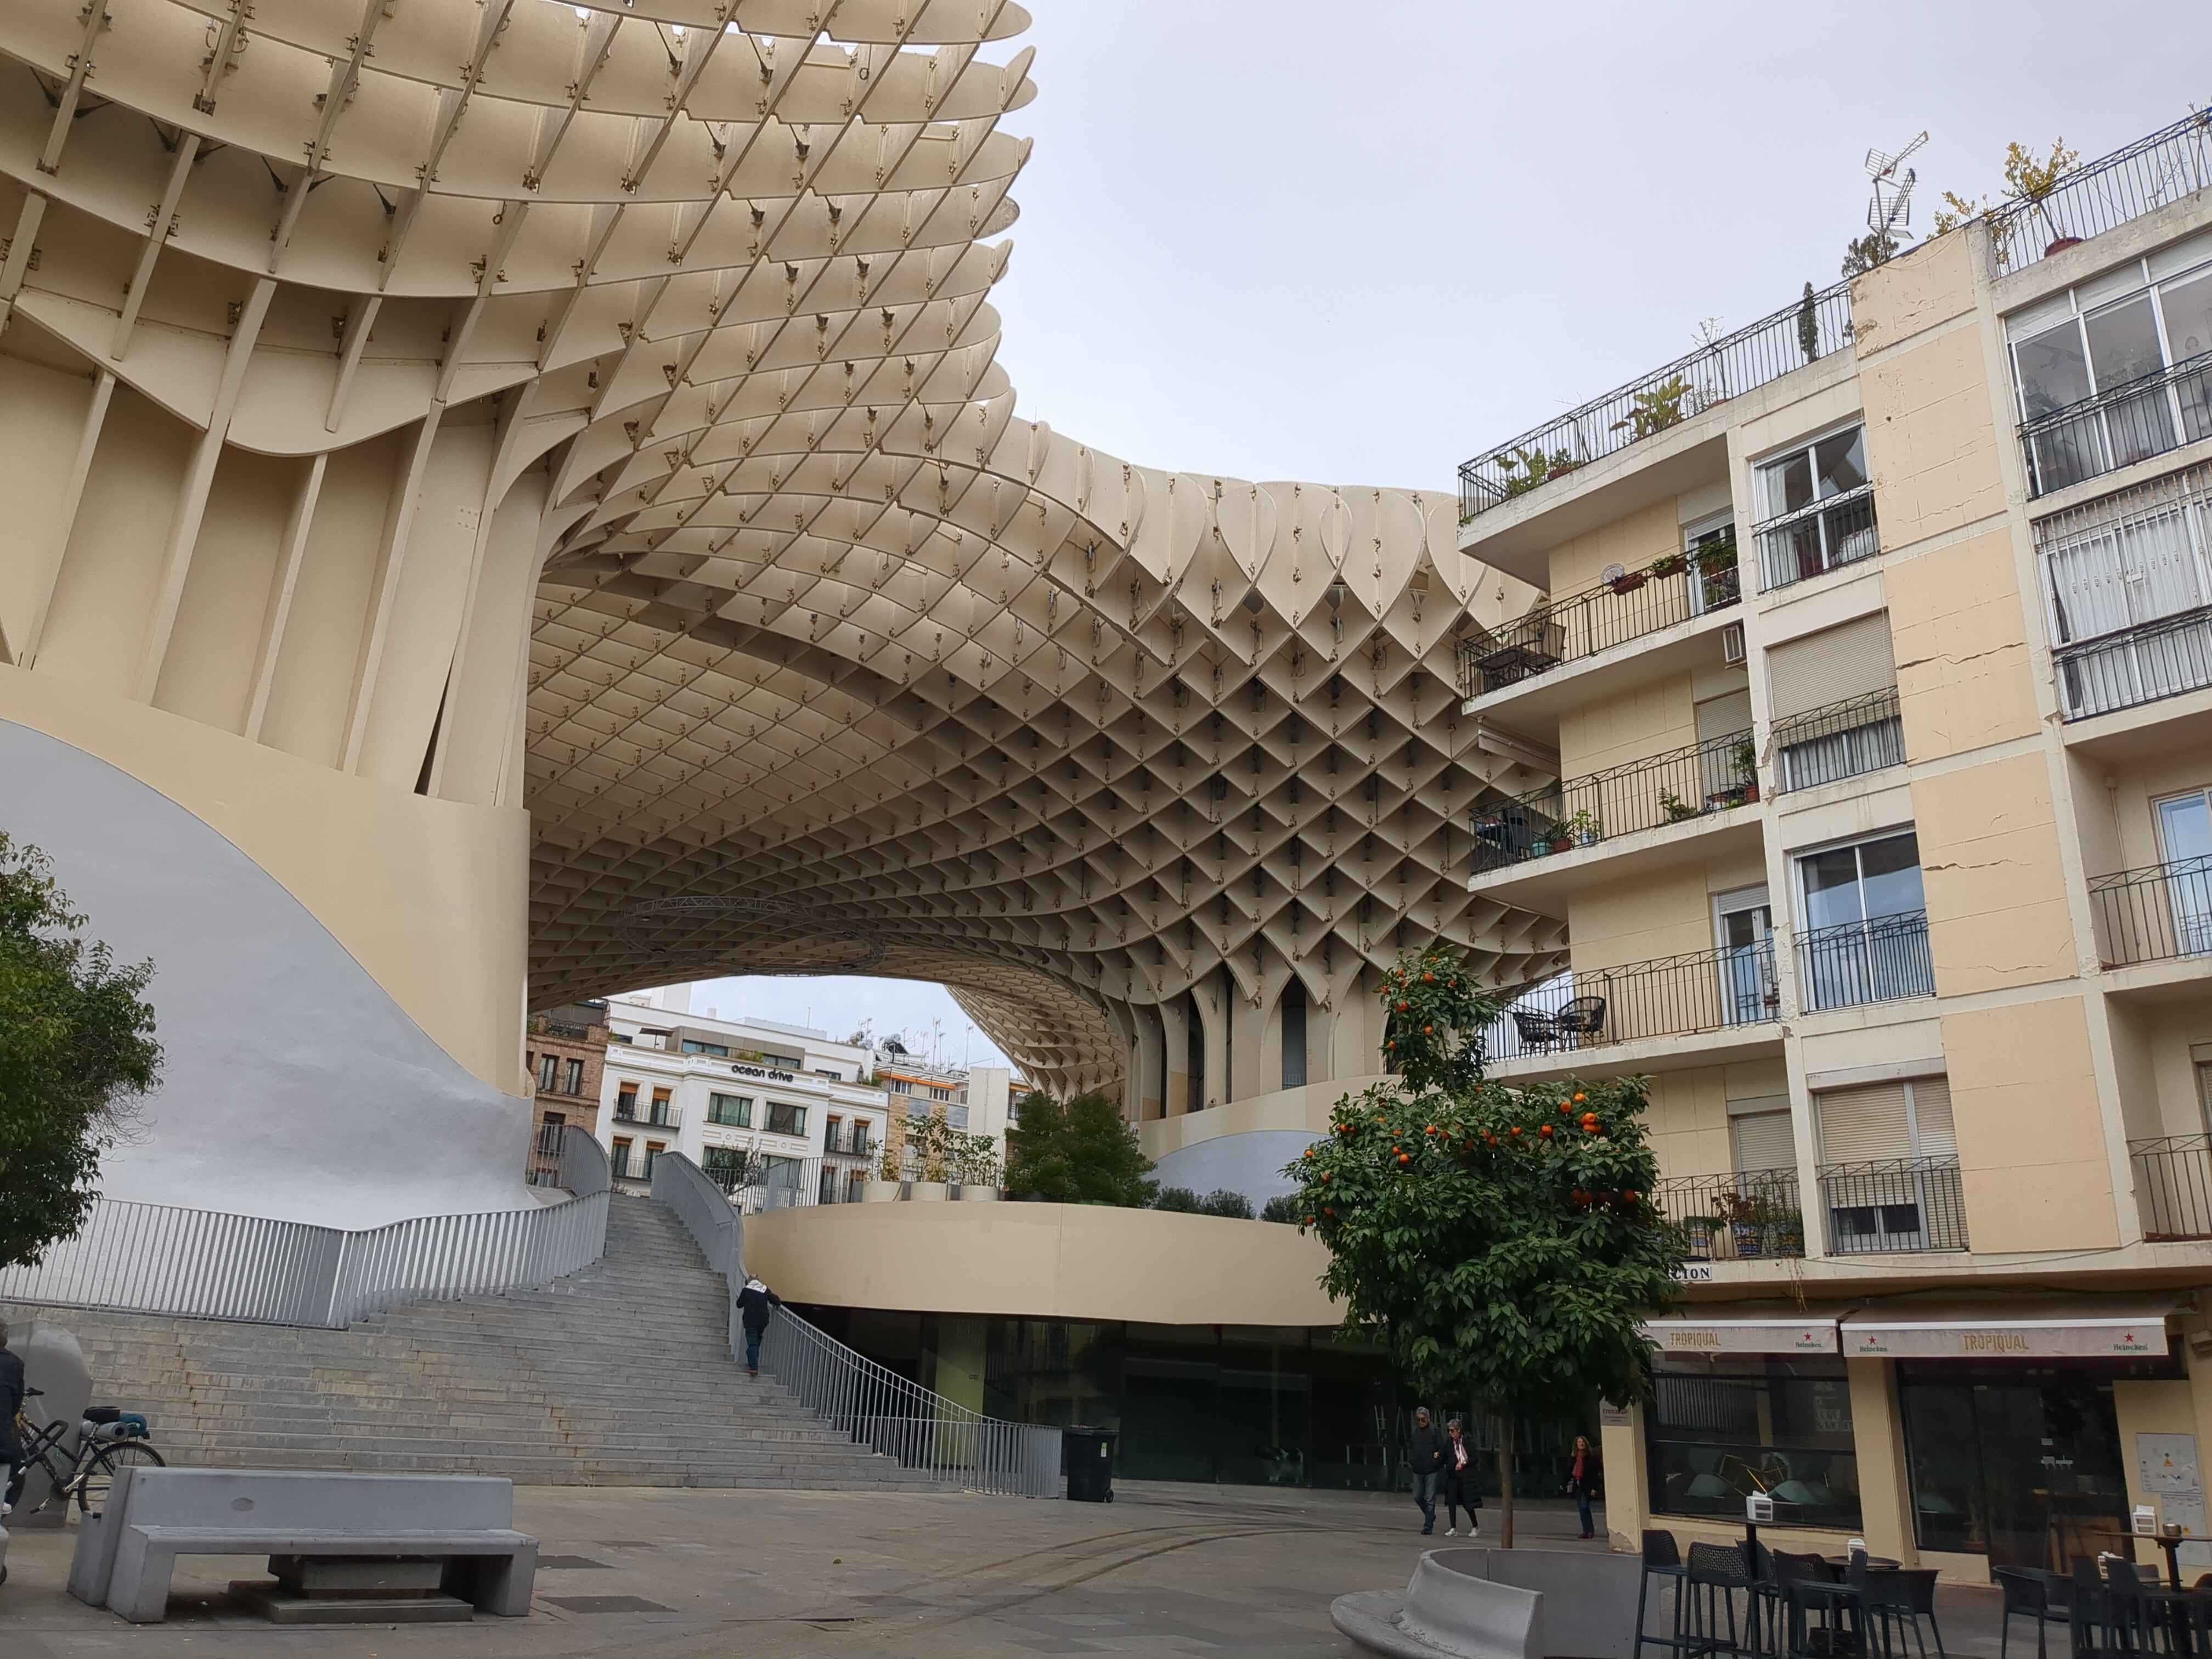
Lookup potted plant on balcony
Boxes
[1611,375,1695,441]
[1564,808,1604,848]
[1770,1208,1805,1256]
[1716,1188,1771,1258]
[1607,565,1650,596]
[1679,1214,1719,1260]
[864,1143,903,1201]
[955,1133,1003,1200]
[1650,551,1687,579]
[1658,788,1700,824]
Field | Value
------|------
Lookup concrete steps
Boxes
[3,1195,943,1490]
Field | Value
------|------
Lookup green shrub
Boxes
[1198,1189,1255,1219]
[1151,1186,1204,1213]
[1259,1194,1304,1224]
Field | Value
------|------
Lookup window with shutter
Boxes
[1815,1080,1911,1165]
[1769,614,1899,721]
[1906,1077,1956,1160]
[1731,1108,1796,1175]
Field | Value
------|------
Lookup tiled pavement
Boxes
[2,1481,2015,1656]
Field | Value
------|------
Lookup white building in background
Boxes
[596,995,889,1204]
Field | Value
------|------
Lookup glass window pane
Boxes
[2015,321,2092,420]
[2086,294,2169,388]
[1762,450,1814,519]
[1801,847,1867,929]
[1814,427,1868,499]
[2165,271,2212,363]
[1646,1357,1860,1530]
[1858,833,1927,917]
[2159,793,2212,864]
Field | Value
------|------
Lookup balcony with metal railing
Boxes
[614,1107,683,1131]
[1469,727,1760,902]
[1482,941,1781,1070]
[2089,858,2212,969]
[1754,484,1880,592]
[1819,1156,1968,1253]
[2055,603,2212,723]
[1793,911,1936,1013]
[2131,1136,2212,1241]
[2021,353,2212,501]
[1772,687,1906,794]
[1457,283,1853,524]
[1455,544,1743,699]
[1652,1167,1807,1263]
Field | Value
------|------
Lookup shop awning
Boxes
[1839,1300,2181,1359]
[1643,1312,1841,1356]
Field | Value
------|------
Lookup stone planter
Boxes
[860,1180,901,1204]
[958,1184,1001,1202]
[908,1181,950,1203]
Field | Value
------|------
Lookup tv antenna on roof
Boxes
[1865,131,1928,241]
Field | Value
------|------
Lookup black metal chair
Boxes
[1995,1568,2067,1659]
[1774,1550,1860,1659]
[1636,1531,1697,1659]
[1554,996,1607,1043]
[1890,1568,1945,1659]
[1510,1007,1564,1052]
[1686,1540,1756,1658]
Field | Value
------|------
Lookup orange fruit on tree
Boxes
[1539,1124,1554,1138]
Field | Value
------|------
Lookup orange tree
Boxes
[1283,944,1681,1545]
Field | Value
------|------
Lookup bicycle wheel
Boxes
[75,1441,166,1516]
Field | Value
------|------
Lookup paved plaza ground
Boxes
[4,1482,2015,1657]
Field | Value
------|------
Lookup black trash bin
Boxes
[1063,1426,1118,1502]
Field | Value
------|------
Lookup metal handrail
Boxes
[1454,543,1742,696]
[2129,1135,2212,1242]
[2018,351,2212,498]
[1458,281,1852,521]
[2053,601,2212,722]
[1484,940,1780,1061]
[1816,1155,1968,1253]
[1795,910,1935,1012]
[2087,856,2212,967]
[1469,726,1757,869]
[649,1150,1061,1497]
[0,1126,611,1328]
[1986,111,2212,274]
[1652,1166,1807,1261]
[1754,481,1880,591]
[1771,686,1906,794]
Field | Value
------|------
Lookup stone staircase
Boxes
[3,1195,937,1489]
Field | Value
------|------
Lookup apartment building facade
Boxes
[1453,115,2212,1582]
[876,1056,1017,1176]
[595,997,890,1205]
[523,1001,610,1186]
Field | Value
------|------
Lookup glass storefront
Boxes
[1898,1353,2179,1570]
[1646,1354,1861,1530]
[799,1305,1588,1493]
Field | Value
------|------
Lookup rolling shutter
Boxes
[1696,689,1754,746]
[1907,1077,1956,1159]
[1731,1109,1796,1175]
[1815,1080,1910,1165]
[1769,614,1898,721]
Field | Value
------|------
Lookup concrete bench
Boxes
[70,1468,538,1624]
[1334,1546,1643,1659]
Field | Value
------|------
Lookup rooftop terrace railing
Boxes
[1469,726,1758,871]
[1455,544,1742,697]
[1985,110,2212,275]
[1457,283,1852,522]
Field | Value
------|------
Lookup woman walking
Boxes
[1441,1417,1480,1537]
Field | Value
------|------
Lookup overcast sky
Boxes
[668,2,2204,1065]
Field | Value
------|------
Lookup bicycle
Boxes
[9,1388,165,1522]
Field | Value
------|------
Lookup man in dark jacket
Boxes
[1,1317,26,1513]
[734,1278,782,1378]
[1407,1406,1447,1535]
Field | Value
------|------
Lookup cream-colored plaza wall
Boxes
[1943,997,2119,1252]
[1547,496,1683,594]
[741,1202,1341,1327]
[1886,529,2041,760]
[1912,753,2079,996]
[0,663,528,1096]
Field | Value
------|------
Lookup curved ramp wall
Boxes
[0,690,533,1227]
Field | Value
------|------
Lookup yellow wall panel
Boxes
[1941,997,2118,1251]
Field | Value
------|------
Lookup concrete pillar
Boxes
[1231,988,1272,1101]
[1599,1405,1649,1552]
[1132,1002,1166,1121]
[1159,996,1192,1115]
[1846,1357,1917,1565]
[1198,972,1229,1111]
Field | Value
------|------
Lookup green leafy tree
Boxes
[1283,944,1682,1545]
[1198,1188,1254,1219]
[0,834,163,1271]
[1259,1194,1304,1224]
[1005,1090,1158,1206]
[1151,1186,1204,1213]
